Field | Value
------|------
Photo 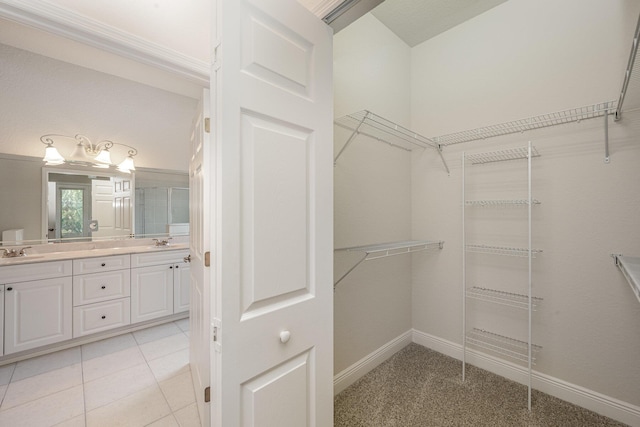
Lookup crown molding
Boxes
[311,0,345,18]
[0,0,209,85]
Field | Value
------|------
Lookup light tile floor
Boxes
[0,318,202,427]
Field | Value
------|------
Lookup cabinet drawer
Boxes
[131,250,189,268]
[73,270,131,306]
[73,255,130,275]
[73,298,131,337]
[0,260,72,284]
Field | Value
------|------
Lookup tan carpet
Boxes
[334,343,627,426]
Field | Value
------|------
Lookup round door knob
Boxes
[279,330,291,344]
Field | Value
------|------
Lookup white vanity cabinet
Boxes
[1,261,73,354]
[130,250,190,323]
[72,254,131,337]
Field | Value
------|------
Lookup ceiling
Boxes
[371,0,509,47]
[0,0,510,98]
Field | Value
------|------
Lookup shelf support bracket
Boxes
[334,253,368,291]
[436,144,450,175]
[604,106,610,164]
[334,111,369,165]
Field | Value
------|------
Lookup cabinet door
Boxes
[131,265,174,323]
[173,263,190,314]
[4,277,73,354]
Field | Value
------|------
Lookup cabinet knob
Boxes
[101,285,106,289]
[175,265,179,269]
[6,287,12,291]
[101,315,106,319]
[101,263,106,267]
[279,330,291,344]
[170,266,173,269]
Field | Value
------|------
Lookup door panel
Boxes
[215,0,333,425]
[189,90,211,425]
[241,350,312,426]
[240,113,313,316]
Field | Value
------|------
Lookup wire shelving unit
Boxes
[462,142,542,411]
[334,240,444,290]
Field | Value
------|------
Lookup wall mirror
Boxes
[0,155,189,246]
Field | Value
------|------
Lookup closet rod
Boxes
[615,12,640,121]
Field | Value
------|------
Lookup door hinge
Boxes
[204,117,211,133]
[213,326,218,342]
[204,251,210,267]
[204,386,210,403]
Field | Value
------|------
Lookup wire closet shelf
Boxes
[432,101,616,146]
[333,110,450,174]
[333,240,444,290]
[612,254,640,304]
[466,328,542,364]
[466,287,542,310]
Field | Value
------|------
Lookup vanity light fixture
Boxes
[40,134,138,173]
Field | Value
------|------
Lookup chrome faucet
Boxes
[1,246,32,258]
[152,238,172,247]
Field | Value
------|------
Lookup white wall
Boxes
[0,43,198,171]
[410,0,640,411]
[333,13,413,373]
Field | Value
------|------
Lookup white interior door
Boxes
[189,90,211,425]
[113,177,132,236]
[91,179,115,238]
[213,0,333,425]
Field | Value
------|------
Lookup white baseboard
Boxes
[333,330,412,395]
[412,329,640,427]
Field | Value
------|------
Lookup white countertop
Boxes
[0,240,189,266]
